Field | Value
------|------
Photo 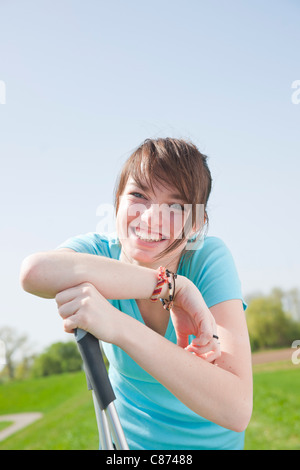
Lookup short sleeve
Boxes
[56,232,120,259]
[181,237,247,311]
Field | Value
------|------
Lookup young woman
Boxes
[20,138,252,450]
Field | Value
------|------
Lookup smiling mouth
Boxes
[132,227,168,242]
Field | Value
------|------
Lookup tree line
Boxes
[245,287,300,352]
[1,287,300,381]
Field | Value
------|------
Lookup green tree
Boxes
[32,341,82,377]
[246,293,300,352]
[0,326,34,381]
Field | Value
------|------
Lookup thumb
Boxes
[176,332,189,349]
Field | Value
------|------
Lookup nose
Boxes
[140,203,162,228]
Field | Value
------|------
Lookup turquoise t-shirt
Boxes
[57,232,247,450]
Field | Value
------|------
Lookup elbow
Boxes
[194,392,253,433]
[20,253,52,297]
[229,399,253,434]
[20,253,40,292]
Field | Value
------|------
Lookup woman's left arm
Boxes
[57,283,252,432]
[119,298,253,433]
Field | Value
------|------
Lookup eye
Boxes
[169,203,185,211]
[130,192,146,199]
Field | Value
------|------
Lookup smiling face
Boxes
[114,138,212,268]
[116,177,193,268]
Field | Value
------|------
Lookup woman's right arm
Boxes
[20,249,219,357]
[20,249,166,300]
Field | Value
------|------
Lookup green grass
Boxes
[0,371,98,450]
[245,361,300,450]
[0,362,299,450]
[0,422,13,431]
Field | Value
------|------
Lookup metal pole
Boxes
[92,391,114,450]
[75,329,129,450]
[105,402,129,450]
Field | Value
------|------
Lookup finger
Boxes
[185,340,214,355]
[186,338,221,358]
[198,321,215,346]
[188,347,221,363]
[192,331,219,347]
[190,329,214,348]
[63,314,80,334]
[176,332,189,349]
[55,282,92,307]
[201,347,221,363]
[196,351,219,363]
[55,286,81,307]
[57,297,81,319]
[190,335,210,347]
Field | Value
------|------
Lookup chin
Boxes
[119,239,166,265]
[125,247,161,265]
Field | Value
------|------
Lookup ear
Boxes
[187,211,207,242]
[191,210,207,234]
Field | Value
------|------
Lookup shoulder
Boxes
[183,236,233,269]
[200,236,229,254]
[181,236,246,309]
[56,232,121,259]
[200,236,236,266]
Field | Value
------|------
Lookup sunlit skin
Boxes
[117,177,196,272]
[20,172,252,432]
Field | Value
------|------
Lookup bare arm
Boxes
[59,284,253,432]
[119,300,252,432]
[21,249,252,429]
[20,249,168,300]
[20,248,221,357]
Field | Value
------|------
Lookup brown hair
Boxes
[114,137,212,259]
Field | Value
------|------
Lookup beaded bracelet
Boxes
[150,266,177,311]
[160,270,177,311]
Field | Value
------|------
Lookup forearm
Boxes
[20,251,169,300]
[115,312,252,433]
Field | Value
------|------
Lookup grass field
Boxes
[0,372,98,450]
[244,361,300,450]
[0,361,299,450]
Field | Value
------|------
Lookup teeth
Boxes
[137,234,161,242]
[135,229,164,242]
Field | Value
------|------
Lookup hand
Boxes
[55,282,121,344]
[170,276,221,362]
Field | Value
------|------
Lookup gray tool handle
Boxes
[75,328,116,410]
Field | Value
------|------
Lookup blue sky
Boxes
[1,0,300,351]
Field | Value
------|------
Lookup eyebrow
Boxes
[128,180,184,201]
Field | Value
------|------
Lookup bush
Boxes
[32,341,83,377]
[246,294,300,352]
